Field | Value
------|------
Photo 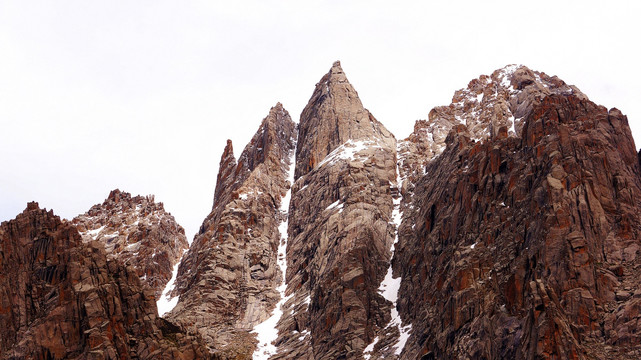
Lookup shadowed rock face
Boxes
[0,203,209,359]
[73,189,189,299]
[167,103,298,358]
[394,95,641,359]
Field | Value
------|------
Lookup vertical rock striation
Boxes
[167,103,297,358]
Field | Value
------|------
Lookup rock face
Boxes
[391,67,641,359]
[0,203,209,359]
[269,61,398,359]
[73,189,189,300]
[167,103,297,358]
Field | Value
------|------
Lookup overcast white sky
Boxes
[1,1,640,239]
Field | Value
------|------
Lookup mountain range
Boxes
[2,61,641,359]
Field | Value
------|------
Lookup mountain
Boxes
[2,62,640,359]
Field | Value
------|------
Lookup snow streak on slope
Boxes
[252,145,296,360]
[317,139,384,168]
[157,250,186,317]
[365,150,412,359]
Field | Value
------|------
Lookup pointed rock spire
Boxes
[237,102,296,176]
[213,139,237,209]
[295,61,394,179]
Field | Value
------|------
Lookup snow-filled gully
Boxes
[252,147,296,360]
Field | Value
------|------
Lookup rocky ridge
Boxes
[73,189,189,300]
[0,203,209,359]
[167,103,298,358]
[388,66,641,359]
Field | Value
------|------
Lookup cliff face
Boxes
[167,103,298,358]
[73,189,189,300]
[391,69,641,359]
[0,203,208,359]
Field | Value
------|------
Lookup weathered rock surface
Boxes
[402,65,587,167]
[397,65,583,215]
[167,103,297,358]
[393,77,641,358]
[73,189,189,300]
[271,61,398,359]
[0,203,209,359]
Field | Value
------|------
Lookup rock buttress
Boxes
[168,103,297,358]
[0,203,209,359]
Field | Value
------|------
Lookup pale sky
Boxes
[1,1,640,239]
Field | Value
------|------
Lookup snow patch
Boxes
[126,241,141,252]
[325,200,344,213]
[239,190,263,201]
[363,336,379,360]
[499,64,520,92]
[157,252,184,317]
[84,225,105,240]
[317,139,382,168]
[298,329,310,341]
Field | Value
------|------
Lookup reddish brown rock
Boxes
[73,189,189,300]
[393,93,641,359]
[0,203,209,359]
[167,103,297,358]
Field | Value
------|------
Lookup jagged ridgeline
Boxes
[2,62,641,359]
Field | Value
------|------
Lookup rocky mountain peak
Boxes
[429,64,588,144]
[295,61,395,179]
[399,64,591,184]
[4,62,641,359]
[25,200,40,211]
[0,203,209,359]
[319,60,348,87]
[107,188,124,202]
[213,139,237,209]
[392,68,641,358]
[211,102,296,216]
[167,103,297,356]
[72,189,188,300]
